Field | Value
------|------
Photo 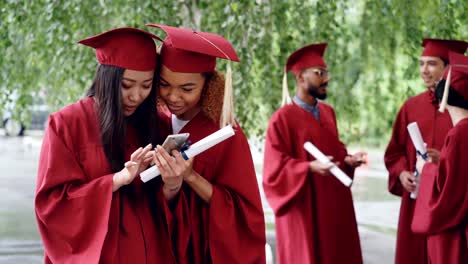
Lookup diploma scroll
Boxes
[303,142,353,187]
[407,122,427,199]
[407,122,428,160]
[140,125,236,183]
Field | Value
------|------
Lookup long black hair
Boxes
[86,64,162,172]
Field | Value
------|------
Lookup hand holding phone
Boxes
[161,133,190,153]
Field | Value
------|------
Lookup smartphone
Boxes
[161,133,190,153]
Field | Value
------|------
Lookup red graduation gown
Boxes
[263,102,362,264]
[384,90,452,263]
[35,97,174,263]
[412,118,468,264]
[165,112,266,263]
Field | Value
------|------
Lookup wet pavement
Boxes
[0,132,399,263]
[0,132,43,263]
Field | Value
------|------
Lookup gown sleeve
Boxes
[262,112,310,216]
[34,113,115,263]
[208,125,266,263]
[384,105,410,196]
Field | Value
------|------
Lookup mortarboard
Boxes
[146,24,239,127]
[79,27,160,71]
[439,51,468,112]
[282,43,328,106]
[421,38,468,61]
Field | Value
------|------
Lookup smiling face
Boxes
[419,56,446,90]
[120,69,154,116]
[158,65,206,120]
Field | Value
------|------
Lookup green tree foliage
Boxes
[1,0,467,145]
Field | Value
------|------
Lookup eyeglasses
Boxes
[311,69,329,78]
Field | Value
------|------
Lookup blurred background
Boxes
[0,0,467,263]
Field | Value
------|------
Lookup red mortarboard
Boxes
[146,24,239,73]
[146,24,239,128]
[421,38,468,61]
[282,43,327,106]
[79,27,161,71]
[286,43,327,75]
[439,51,468,112]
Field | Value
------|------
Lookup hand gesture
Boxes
[399,170,416,193]
[426,148,440,163]
[310,156,335,175]
[345,152,367,168]
[153,146,193,192]
[113,144,153,191]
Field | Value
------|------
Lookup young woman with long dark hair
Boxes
[34,28,174,263]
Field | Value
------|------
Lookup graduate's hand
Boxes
[153,146,189,193]
[309,156,335,175]
[399,170,416,193]
[170,149,195,182]
[426,148,440,163]
[138,149,155,175]
[113,144,153,191]
[345,152,367,168]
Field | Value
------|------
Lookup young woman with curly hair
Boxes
[145,24,266,264]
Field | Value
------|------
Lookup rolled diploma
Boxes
[140,125,236,182]
[303,142,353,187]
[407,122,427,199]
[407,122,427,159]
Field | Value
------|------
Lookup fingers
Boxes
[156,145,174,162]
[402,177,415,192]
[138,144,153,161]
[130,147,143,161]
[404,182,416,192]
[356,152,367,164]
[323,162,334,170]
[407,174,416,183]
[142,150,155,164]
[403,174,417,192]
[310,160,334,175]
[130,144,153,161]
[426,148,438,154]
[124,161,138,168]
[172,150,188,164]
[155,148,175,175]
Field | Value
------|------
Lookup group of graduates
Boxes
[32,22,467,264]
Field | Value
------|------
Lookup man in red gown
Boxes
[412,51,468,263]
[384,38,467,264]
[263,43,365,264]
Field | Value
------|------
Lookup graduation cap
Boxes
[282,43,328,106]
[146,24,239,127]
[79,27,161,71]
[439,51,468,112]
[421,38,468,61]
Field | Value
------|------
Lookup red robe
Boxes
[161,112,266,263]
[412,118,468,263]
[384,90,452,263]
[262,102,362,264]
[35,97,175,263]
